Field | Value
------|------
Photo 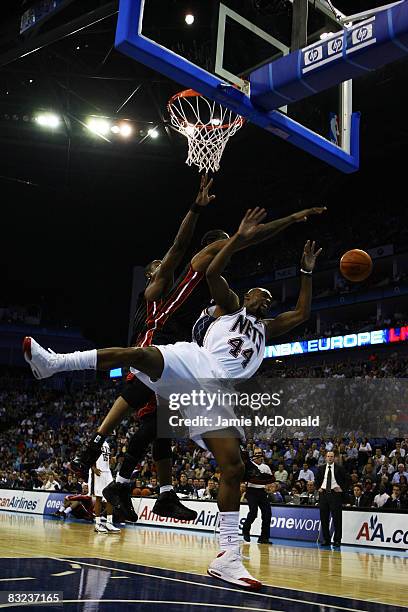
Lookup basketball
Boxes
[340,249,373,282]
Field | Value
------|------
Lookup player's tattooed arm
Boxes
[263,241,322,340]
[241,206,327,248]
[145,174,215,301]
[206,208,267,315]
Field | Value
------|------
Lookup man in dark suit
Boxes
[384,484,408,509]
[349,483,372,508]
[315,451,348,547]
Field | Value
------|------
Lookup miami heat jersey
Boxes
[192,306,266,379]
[134,264,208,348]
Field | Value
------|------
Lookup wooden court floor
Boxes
[0,511,406,611]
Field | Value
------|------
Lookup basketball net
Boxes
[168,89,245,173]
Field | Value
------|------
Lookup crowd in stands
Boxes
[0,356,407,511]
[229,203,408,281]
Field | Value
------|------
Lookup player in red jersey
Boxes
[26,187,326,521]
[53,484,94,521]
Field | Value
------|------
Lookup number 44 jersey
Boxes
[192,305,266,379]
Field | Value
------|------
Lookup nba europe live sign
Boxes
[264,327,408,358]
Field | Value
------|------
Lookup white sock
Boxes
[160,485,173,494]
[107,515,113,523]
[64,507,72,515]
[219,511,240,552]
[59,349,97,372]
[116,475,131,484]
[95,516,101,524]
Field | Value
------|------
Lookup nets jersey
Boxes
[192,306,266,379]
[95,442,111,473]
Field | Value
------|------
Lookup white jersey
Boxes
[96,441,111,473]
[192,306,266,379]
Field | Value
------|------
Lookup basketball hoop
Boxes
[168,89,245,173]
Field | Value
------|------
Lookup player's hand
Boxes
[93,467,102,476]
[292,206,327,223]
[195,173,216,207]
[301,240,322,272]
[236,207,267,241]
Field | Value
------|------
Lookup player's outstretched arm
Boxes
[242,206,327,248]
[206,208,267,314]
[263,240,322,340]
[145,174,215,301]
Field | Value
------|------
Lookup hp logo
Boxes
[304,46,323,66]
[352,23,373,46]
[356,27,369,42]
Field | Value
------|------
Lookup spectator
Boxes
[202,478,218,500]
[373,485,390,508]
[240,482,247,503]
[384,485,408,509]
[391,464,408,484]
[266,482,284,504]
[300,481,319,505]
[42,472,60,491]
[298,463,315,482]
[274,463,288,484]
[175,473,194,497]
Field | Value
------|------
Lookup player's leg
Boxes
[242,488,258,541]
[23,337,163,381]
[104,500,121,533]
[94,495,107,533]
[204,434,261,590]
[71,377,153,479]
[258,490,272,544]
[103,411,196,521]
[152,438,197,521]
[103,412,158,522]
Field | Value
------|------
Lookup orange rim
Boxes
[167,89,245,131]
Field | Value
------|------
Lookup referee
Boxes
[242,448,272,544]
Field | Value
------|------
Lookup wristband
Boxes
[190,203,204,213]
[300,268,313,275]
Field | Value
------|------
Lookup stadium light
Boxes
[148,128,159,139]
[35,113,60,128]
[111,125,120,134]
[119,123,133,137]
[185,14,195,25]
[87,117,110,136]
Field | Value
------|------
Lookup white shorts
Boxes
[88,470,113,498]
[130,342,244,447]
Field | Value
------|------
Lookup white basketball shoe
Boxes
[105,522,121,534]
[94,523,108,534]
[207,549,262,590]
[23,337,64,379]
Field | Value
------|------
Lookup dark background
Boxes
[1,0,407,345]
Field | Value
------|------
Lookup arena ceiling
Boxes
[0,0,407,345]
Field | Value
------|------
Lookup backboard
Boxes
[116,0,361,172]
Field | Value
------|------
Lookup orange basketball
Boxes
[141,488,151,497]
[340,249,373,282]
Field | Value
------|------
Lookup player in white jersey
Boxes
[88,440,120,534]
[23,208,321,589]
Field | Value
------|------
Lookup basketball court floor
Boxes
[0,511,406,611]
